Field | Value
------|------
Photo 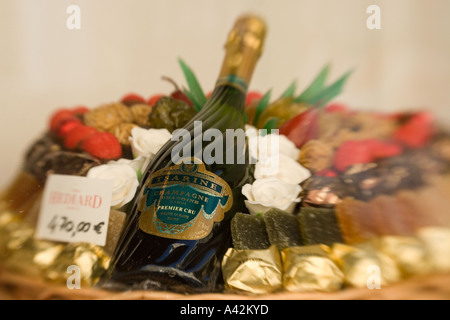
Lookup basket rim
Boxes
[1,266,449,300]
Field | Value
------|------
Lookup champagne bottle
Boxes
[102,14,267,293]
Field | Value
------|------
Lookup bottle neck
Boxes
[216,15,265,93]
[216,48,259,93]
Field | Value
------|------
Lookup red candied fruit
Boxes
[57,119,82,137]
[246,91,263,107]
[49,109,78,132]
[393,111,435,148]
[81,131,122,160]
[121,93,146,105]
[147,94,165,106]
[63,125,98,150]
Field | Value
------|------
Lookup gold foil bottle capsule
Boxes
[372,235,432,278]
[281,245,344,293]
[416,226,450,273]
[331,241,401,288]
[221,245,282,295]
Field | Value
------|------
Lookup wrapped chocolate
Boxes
[263,208,302,249]
[41,210,125,286]
[297,207,342,246]
[231,212,270,250]
[300,175,347,208]
[417,227,450,273]
[1,217,64,278]
[331,242,401,288]
[341,153,425,201]
[45,242,111,287]
[221,245,283,294]
[0,211,23,259]
[372,236,432,278]
[281,245,344,292]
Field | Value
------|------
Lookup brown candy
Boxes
[130,104,152,128]
[335,197,378,244]
[111,122,138,146]
[298,139,334,173]
[83,103,134,133]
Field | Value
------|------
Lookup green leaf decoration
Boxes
[182,89,201,111]
[243,112,249,124]
[262,117,279,133]
[279,80,297,98]
[253,89,272,126]
[307,69,353,108]
[293,64,330,103]
[178,58,207,111]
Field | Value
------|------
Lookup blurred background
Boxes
[1,0,450,189]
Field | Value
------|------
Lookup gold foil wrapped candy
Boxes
[0,211,27,260]
[221,245,283,294]
[0,215,64,278]
[45,242,111,287]
[417,227,450,273]
[331,242,401,288]
[281,245,344,292]
[372,235,432,278]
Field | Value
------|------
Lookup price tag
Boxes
[35,174,113,246]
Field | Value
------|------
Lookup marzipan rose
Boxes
[129,127,172,159]
[242,177,301,215]
[87,160,139,209]
[254,154,311,185]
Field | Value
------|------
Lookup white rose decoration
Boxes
[242,177,301,215]
[254,154,311,185]
[87,162,139,209]
[248,133,300,163]
[108,156,149,180]
[278,134,301,160]
[129,127,172,159]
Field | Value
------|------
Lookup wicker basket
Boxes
[1,267,449,300]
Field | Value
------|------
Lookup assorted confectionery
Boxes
[0,15,449,298]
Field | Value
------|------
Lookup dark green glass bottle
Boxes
[102,15,267,293]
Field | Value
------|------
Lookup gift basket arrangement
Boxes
[1,14,449,300]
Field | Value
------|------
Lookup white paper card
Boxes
[35,174,113,246]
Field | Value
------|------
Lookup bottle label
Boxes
[138,161,233,240]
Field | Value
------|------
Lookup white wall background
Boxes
[1,0,450,189]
